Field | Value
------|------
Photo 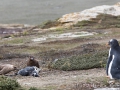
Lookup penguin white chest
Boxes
[108,55,115,79]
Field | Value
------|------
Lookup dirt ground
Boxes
[16,68,106,89]
[0,25,120,90]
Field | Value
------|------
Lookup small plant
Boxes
[22,30,29,36]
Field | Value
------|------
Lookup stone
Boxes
[58,2,120,26]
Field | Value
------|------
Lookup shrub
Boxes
[51,50,108,71]
[0,76,24,90]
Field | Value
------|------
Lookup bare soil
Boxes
[16,68,106,90]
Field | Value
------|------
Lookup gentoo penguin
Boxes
[17,66,40,77]
[106,39,120,79]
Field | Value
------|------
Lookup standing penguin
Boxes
[106,39,120,79]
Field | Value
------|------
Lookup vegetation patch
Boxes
[0,76,24,90]
[73,14,120,29]
[73,20,92,28]
[6,38,24,44]
[29,87,39,90]
[51,50,108,71]
[39,20,61,29]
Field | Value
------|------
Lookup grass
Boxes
[28,85,57,90]
[0,76,24,90]
[51,50,108,71]
[41,86,57,90]
[0,76,56,90]
[29,87,39,90]
[73,14,120,29]
[2,38,24,45]
[54,27,65,34]
[34,14,120,30]
[0,34,33,45]
[73,20,92,28]
[0,76,43,90]
[39,20,61,29]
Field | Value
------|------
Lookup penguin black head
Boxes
[108,39,119,48]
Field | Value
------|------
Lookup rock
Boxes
[58,2,120,26]
[115,2,120,6]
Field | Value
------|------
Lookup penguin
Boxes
[17,66,40,77]
[106,39,120,79]
[27,56,40,68]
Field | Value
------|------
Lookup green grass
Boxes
[51,50,108,71]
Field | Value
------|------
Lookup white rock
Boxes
[58,2,120,24]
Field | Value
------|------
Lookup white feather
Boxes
[108,54,114,79]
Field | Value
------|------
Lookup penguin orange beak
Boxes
[106,41,110,46]
[106,43,109,46]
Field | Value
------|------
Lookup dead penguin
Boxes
[17,66,40,77]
